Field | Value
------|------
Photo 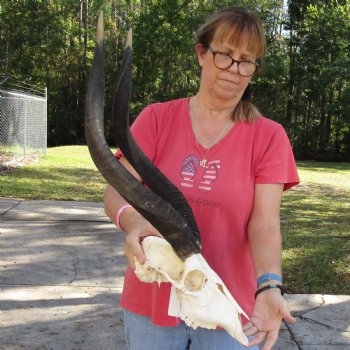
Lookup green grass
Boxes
[281,161,350,295]
[0,146,109,202]
[1,148,349,294]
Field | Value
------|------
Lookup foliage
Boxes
[284,0,350,160]
[0,0,349,160]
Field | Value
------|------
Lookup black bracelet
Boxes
[255,284,286,299]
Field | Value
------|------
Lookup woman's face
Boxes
[196,35,257,105]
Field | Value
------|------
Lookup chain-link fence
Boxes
[0,87,47,168]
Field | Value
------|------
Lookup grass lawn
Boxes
[281,161,350,295]
[0,147,349,295]
[0,146,109,202]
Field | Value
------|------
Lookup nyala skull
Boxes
[134,236,249,346]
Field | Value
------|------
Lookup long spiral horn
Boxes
[85,13,201,260]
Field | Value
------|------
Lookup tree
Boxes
[284,0,350,159]
[0,0,349,160]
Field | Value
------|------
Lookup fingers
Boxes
[124,221,162,269]
[243,321,266,347]
[242,321,253,334]
[249,315,264,332]
[260,329,279,350]
[125,232,146,268]
[243,321,258,336]
[244,323,278,350]
[247,331,266,347]
[281,301,297,324]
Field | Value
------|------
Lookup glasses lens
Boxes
[238,62,256,77]
[213,53,233,70]
[212,50,257,76]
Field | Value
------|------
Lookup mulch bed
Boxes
[0,152,39,174]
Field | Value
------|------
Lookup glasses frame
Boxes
[208,46,260,77]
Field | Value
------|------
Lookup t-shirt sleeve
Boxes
[255,124,299,191]
[114,105,158,161]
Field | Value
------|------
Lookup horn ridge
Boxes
[112,35,201,246]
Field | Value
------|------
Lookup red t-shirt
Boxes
[119,97,299,326]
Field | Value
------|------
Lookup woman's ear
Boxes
[195,43,207,67]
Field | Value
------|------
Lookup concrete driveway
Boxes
[0,199,349,349]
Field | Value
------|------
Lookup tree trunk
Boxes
[285,30,295,134]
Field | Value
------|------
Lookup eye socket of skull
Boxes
[184,270,207,291]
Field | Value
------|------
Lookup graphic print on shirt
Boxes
[198,159,221,191]
[180,155,221,191]
[180,155,200,188]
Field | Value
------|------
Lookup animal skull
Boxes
[134,236,249,346]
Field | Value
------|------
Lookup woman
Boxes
[104,6,299,350]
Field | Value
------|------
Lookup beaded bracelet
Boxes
[115,204,133,232]
[255,284,286,299]
[257,272,283,286]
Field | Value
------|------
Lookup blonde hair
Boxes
[196,6,266,122]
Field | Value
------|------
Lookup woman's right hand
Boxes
[123,210,163,270]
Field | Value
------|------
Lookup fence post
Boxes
[24,98,27,158]
[44,87,47,155]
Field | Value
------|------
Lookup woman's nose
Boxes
[228,60,239,74]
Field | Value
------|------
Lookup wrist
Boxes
[115,204,134,232]
[255,283,286,299]
[257,272,283,287]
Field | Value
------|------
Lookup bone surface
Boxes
[134,236,184,284]
[134,236,249,345]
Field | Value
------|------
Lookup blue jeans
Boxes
[123,310,259,350]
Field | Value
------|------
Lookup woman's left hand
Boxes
[243,288,296,350]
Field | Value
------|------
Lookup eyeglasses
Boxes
[209,46,259,77]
